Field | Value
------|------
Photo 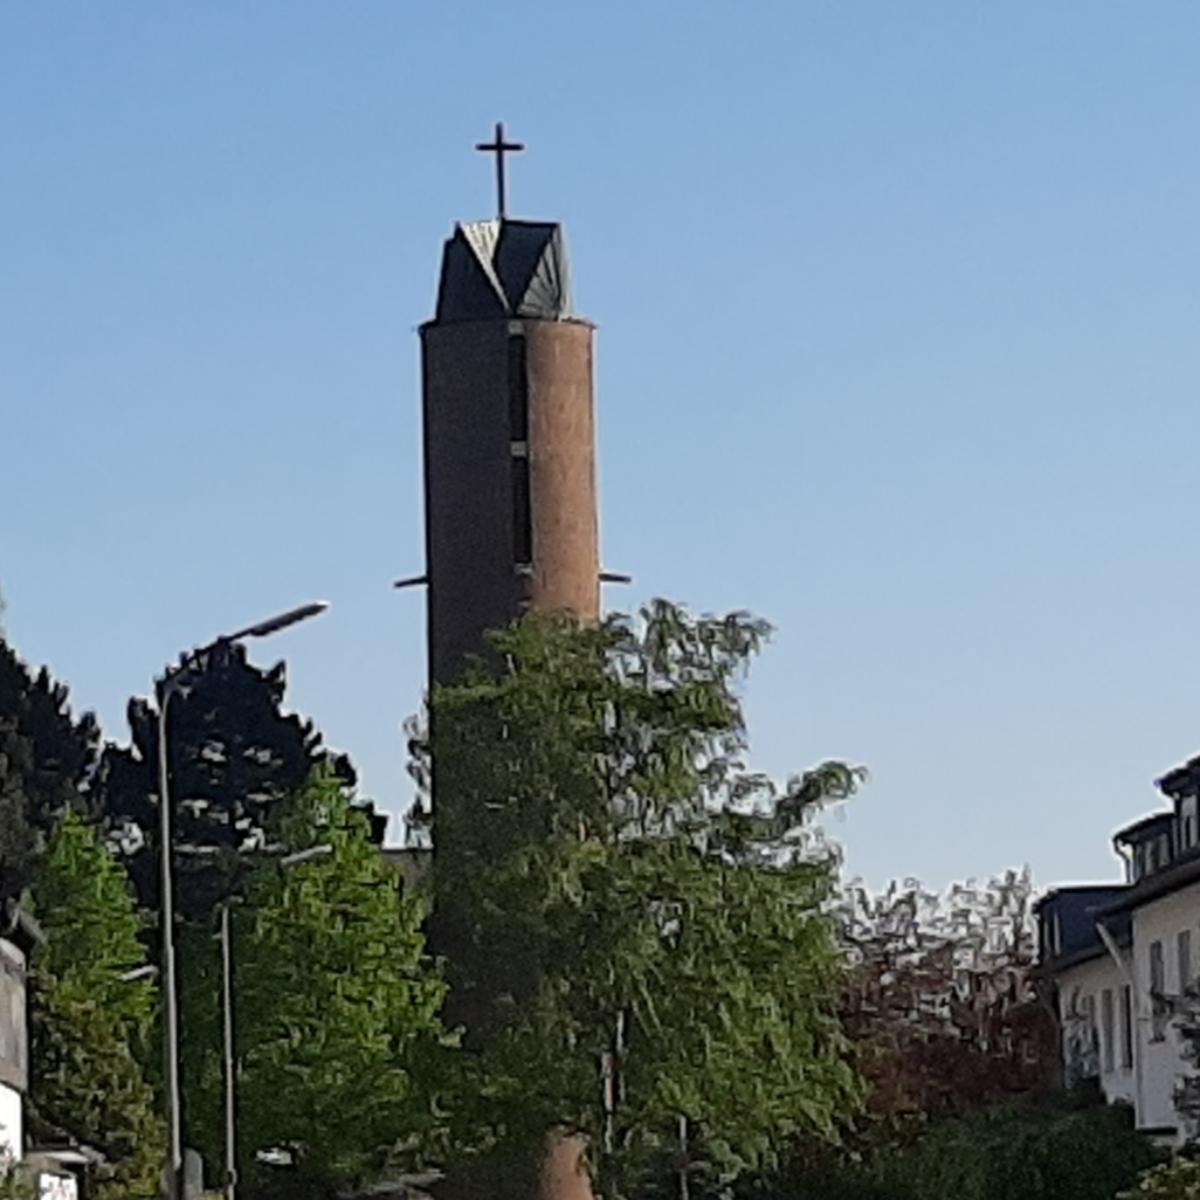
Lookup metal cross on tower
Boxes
[475,120,524,219]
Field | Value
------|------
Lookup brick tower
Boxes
[412,137,608,1016]
[419,215,600,688]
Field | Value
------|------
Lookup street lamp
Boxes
[156,601,329,1200]
[118,964,159,984]
[219,843,333,1200]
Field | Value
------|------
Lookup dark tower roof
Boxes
[433,218,573,323]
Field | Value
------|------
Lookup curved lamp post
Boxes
[156,601,329,1200]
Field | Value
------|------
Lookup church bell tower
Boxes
[418,126,600,687]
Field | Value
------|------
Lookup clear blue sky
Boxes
[4,3,1200,890]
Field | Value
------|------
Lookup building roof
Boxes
[1158,753,1200,798]
[1112,811,1174,846]
[433,219,574,323]
[382,846,432,892]
[1033,883,1129,913]
[1098,847,1200,915]
[1035,885,1130,973]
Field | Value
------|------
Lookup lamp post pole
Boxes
[219,899,235,1200]
[156,601,330,1200]
[157,693,181,1200]
[219,843,332,1200]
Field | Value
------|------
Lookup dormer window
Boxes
[1182,796,1198,850]
[1049,911,1063,957]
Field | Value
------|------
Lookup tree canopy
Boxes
[835,869,1055,1119]
[770,1098,1155,1200]
[181,769,452,1200]
[95,640,382,919]
[0,639,99,897]
[26,809,165,1200]
[1118,1155,1200,1200]
[420,602,866,1200]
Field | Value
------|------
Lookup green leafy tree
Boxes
[765,1098,1155,1200]
[0,1160,35,1200]
[27,810,165,1200]
[0,639,99,897]
[1119,1156,1200,1199]
[889,1102,1154,1200]
[420,602,866,1200]
[182,769,451,1200]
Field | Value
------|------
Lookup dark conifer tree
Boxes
[94,640,385,919]
[0,638,100,896]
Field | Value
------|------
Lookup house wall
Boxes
[0,937,26,1162]
[1056,953,1138,1109]
[0,940,27,1096]
[1130,881,1200,1132]
[0,1083,21,1160]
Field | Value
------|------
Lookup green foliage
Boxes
[0,1162,34,1200]
[1119,1157,1200,1199]
[95,641,382,921]
[182,770,452,1199]
[888,1103,1154,1200]
[27,810,165,1200]
[771,1101,1155,1200]
[0,639,99,897]
[424,602,866,1199]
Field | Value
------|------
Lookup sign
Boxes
[38,1172,78,1200]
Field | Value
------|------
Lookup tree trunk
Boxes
[537,1132,593,1200]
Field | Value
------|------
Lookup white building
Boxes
[1038,755,1200,1140]
[0,901,42,1164]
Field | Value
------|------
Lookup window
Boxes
[508,335,532,567]
[1180,929,1193,993]
[511,457,532,565]
[1102,988,1115,1072]
[1120,985,1134,1068]
[1151,940,1166,1040]
[1083,993,1098,1058]
[507,335,529,442]
[1151,939,1165,990]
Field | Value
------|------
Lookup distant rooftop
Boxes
[433,218,573,323]
[1113,810,1174,845]
[382,846,431,893]
[1158,753,1200,798]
